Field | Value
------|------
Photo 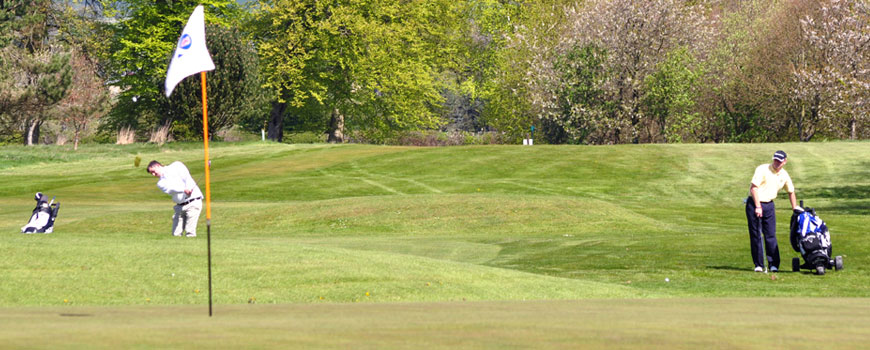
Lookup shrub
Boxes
[283,132,327,144]
[353,130,508,146]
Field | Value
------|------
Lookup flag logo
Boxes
[179,34,192,50]
[176,34,192,58]
[164,5,215,97]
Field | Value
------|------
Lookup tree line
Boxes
[1,0,867,146]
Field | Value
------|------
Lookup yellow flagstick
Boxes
[201,71,213,317]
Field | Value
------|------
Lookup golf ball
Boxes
[665,278,670,282]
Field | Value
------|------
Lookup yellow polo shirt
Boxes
[750,163,794,202]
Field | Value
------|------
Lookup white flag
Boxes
[164,5,215,97]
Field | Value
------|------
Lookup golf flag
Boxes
[164,5,214,97]
[164,5,216,317]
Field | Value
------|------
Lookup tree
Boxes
[481,1,571,143]
[21,50,72,145]
[574,0,711,143]
[797,0,870,140]
[550,43,615,144]
[697,0,786,143]
[516,0,711,144]
[443,0,524,134]
[56,48,110,150]
[166,23,267,140]
[0,30,18,142]
[757,0,823,142]
[642,47,703,143]
[101,0,245,141]
[251,0,460,142]
[0,0,73,145]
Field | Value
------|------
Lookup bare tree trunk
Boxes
[74,129,80,150]
[25,119,42,146]
[797,105,805,142]
[327,108,345,143]
[850,116,857,140]
[267,101,286,142]
[804,103,819,142]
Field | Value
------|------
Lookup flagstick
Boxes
[201,71,213,317]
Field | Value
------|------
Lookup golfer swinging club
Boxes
[745,150,802,272]
[147,160,203,237]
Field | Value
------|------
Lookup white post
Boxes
[261,128,265,141]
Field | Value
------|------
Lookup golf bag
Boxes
[789,202,842,275]
[21,192,60,234]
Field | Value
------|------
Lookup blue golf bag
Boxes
[789,202,842,275]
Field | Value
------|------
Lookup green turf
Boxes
[2,299,869,349]
[0,141,868,348]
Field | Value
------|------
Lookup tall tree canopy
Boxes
[166,23,267,140]
[250,0,463,142]
[0,0,72,145]
[102,0,252,140]
[796,0,870,140]
[1,0,867,145]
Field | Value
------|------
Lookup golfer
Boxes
[147,160,203,237]
[745,150,801,272]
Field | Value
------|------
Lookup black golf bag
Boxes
[789,201,842,275]
[21,192,60,234]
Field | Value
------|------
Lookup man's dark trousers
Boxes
[746,199,780,269]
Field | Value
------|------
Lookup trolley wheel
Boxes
[792,257,801,272]
[815,266,826,275]
[835,256,844,271]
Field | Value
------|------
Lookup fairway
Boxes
[1,142,868,348]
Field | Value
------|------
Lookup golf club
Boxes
[758,215,767,273]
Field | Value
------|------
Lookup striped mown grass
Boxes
[0,141,868,348]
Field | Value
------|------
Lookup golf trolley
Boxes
[21,192,60,234]
[789,201,843,275]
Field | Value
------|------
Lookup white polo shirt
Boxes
[157,161,203,204]
[749,163,794,202]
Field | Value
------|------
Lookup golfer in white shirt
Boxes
[147,160,203,237]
